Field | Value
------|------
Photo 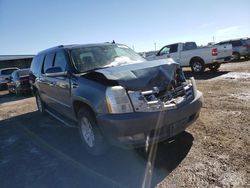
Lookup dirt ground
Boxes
[0,60,249,188]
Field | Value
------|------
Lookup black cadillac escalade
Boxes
[30,43,203,155]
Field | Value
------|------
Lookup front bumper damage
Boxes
[97,80,203,148]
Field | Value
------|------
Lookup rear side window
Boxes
[30,54,44,76]
[42,53,55,73]
[231,40,242,47]
[183,42,197,51]
[169,44,178,53]
[54,51,68,71]
[218,42,230,45]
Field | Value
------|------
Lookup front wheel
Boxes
[208,63,221,71]
[190,59,205,74]
[78,108,108,155]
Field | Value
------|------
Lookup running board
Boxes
[45,109,77,128]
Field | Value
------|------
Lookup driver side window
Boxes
[54,51,68,72]
[159,46,170,56]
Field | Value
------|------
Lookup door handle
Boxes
[167,55,170,58]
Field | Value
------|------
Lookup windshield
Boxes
[70,44,145,73]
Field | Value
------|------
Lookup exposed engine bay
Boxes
[82,59,196,112]
[128,81,194,112]
[126,66,195,112]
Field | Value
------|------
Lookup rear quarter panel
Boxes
[216,44,233,58]
[180,47,214,66]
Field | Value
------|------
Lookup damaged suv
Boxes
[30,43,203,155]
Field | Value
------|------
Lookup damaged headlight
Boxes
[105,86,133,113]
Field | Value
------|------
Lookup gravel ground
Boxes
[0,60,249,188]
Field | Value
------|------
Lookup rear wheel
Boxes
[233,52,240,61]
[15,88,21,96]
[78,108,108,155]
[208,63,221,71]
[190,58,205,73]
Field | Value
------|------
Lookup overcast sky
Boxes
[0,0,249,54]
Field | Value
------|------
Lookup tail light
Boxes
[212,48,218,56]
[243,45,250,48]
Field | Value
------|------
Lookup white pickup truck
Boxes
[146,42,232,73]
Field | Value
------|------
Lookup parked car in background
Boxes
[7,68,31,95]
[216,38,250,60]
[0,67,19,90]
[146,42,232,73]
[30,43,203,155]
[139,51,157,58]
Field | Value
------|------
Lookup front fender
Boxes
[71,77,108,114]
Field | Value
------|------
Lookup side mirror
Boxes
[45,67,67,77]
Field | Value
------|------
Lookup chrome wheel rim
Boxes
[193,62,202,72]
[81,117,95,148]
[36,95,43,112]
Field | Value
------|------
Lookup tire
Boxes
[208,63,221,71]
[77,108,108,155]
[35,92,46,114]
[15,88,21,96]
[190,58,205,73]
[8,86,13,94]
[233,52,240,61]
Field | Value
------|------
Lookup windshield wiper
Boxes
[83,66,111,74]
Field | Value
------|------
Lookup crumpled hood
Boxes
[93,59,180,91]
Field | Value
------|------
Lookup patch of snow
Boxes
[104,56,143,67]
